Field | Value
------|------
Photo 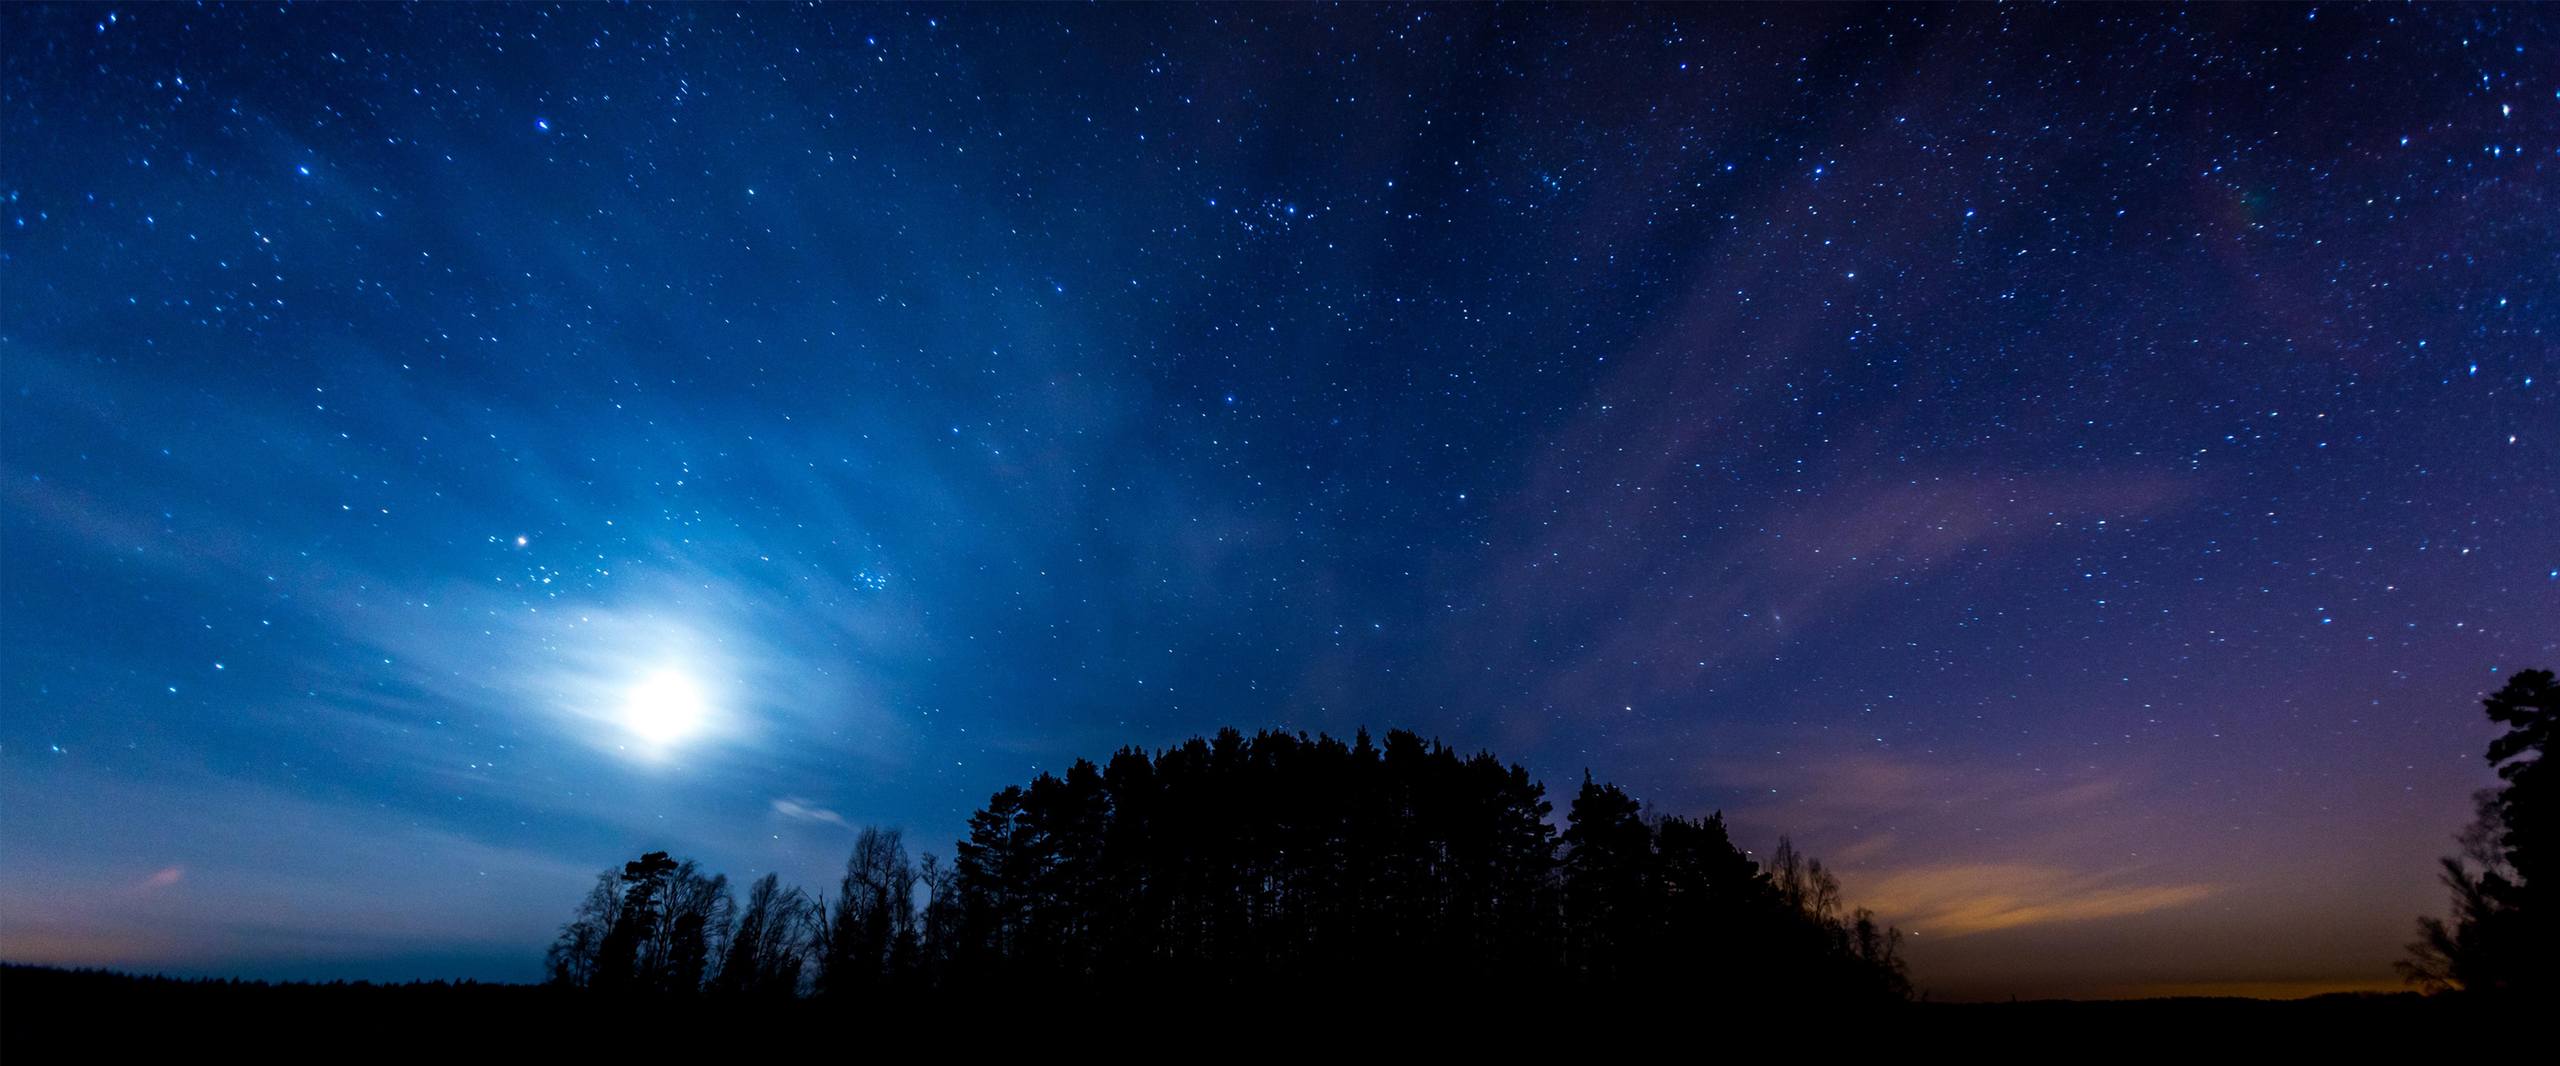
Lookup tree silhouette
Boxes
[546,727,1914,1004]
[542,869,624,988]
[546,851,731,995]
[817,827,914,996]
[714,872,816,998]
[1561,773,1652,983]
[588,852,677,994]
[2403,668,2555,997]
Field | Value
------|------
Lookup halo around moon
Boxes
[622,668,710,745]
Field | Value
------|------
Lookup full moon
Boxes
[621,669,709,745]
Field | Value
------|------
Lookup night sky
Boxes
[3,4,2553,1001]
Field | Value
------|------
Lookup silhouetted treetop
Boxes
[2405,669,2556,997]
[546,726,1910,1003]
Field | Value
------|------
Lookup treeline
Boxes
[547,727,1911,1002]
[2402,669,2554,998]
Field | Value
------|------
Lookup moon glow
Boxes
[622,669,710,746]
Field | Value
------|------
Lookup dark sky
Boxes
[2,3,2552,1000]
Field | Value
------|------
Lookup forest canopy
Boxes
[546,727,1911,1002]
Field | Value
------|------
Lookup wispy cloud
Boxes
[1441,464,2197,746]
[770,797,853,830]
[1855,863,2218,937]
[1705,749,2136,839]
[1697,749,2221,940]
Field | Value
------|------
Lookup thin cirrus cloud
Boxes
[1710,748,2140,840]
[1448,464,2200,745]
[1855,863,2220,938]
[1703,748,2223,950]
[770,797,854,831]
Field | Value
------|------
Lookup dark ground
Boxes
[0,962,2477,1056]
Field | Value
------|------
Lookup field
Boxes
[0,963,2468,1055]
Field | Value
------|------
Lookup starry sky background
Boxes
[3,4,2553,1000]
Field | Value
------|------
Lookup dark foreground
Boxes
[0,963,2481,1055]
